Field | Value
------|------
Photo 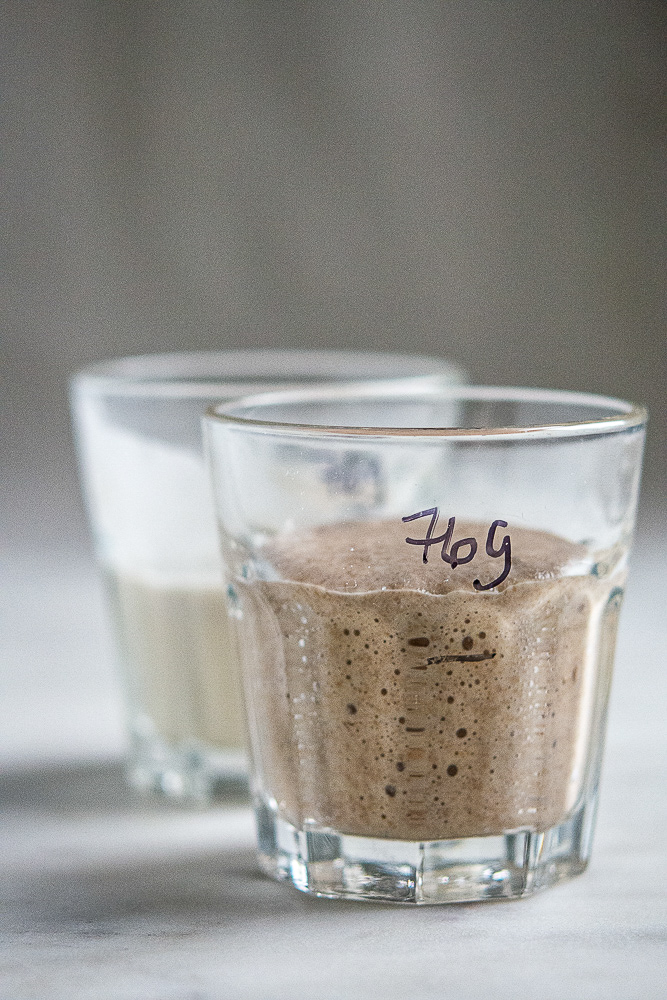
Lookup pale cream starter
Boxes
[106,571,247,752]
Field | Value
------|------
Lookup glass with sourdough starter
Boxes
[205,384,646,902]
[70,351,463,802]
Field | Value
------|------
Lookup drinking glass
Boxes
[204,384,646,901]
[71,350,464,802]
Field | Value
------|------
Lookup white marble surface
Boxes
[1,526,666,1000]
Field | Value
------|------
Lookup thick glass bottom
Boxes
[255,793,597,904]
[128,729,249,804]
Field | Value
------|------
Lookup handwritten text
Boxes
[402,509,511,591]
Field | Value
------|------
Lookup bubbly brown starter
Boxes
[236,519,622,841]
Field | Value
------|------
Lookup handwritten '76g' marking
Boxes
[402,508,512,591]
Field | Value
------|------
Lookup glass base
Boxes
[127,731,249,804]
[255,794,597,904]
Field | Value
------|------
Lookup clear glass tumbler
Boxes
[204,384,646,902]
[70,350,463,802]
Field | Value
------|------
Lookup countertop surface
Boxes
[2,526,666,1000]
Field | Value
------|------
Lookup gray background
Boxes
[2,0,665,561]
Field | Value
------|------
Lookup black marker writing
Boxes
[426,651,497,664]
[473,520,511,591]
[402,510,512,591]
[402,508,448,564]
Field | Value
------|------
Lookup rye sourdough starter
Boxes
[236,519,623,841]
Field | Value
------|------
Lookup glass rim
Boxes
[69,349,466,399]
[206,383,647,442]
